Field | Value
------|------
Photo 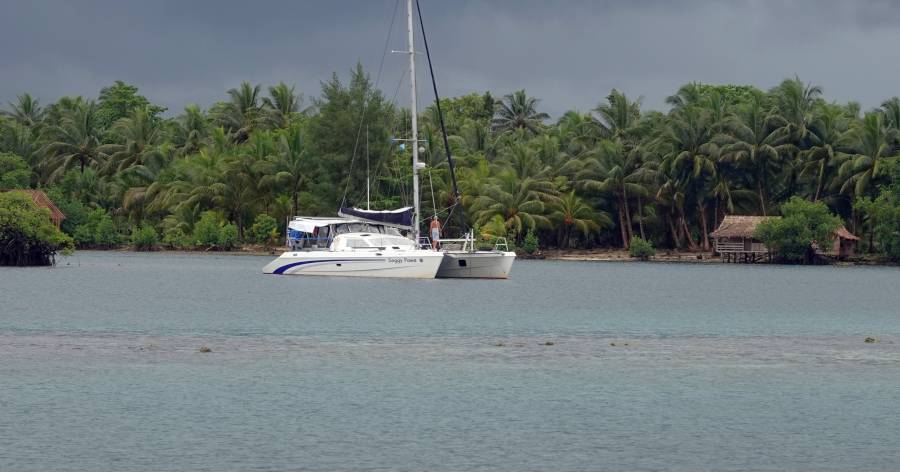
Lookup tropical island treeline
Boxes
[1,65,899,260]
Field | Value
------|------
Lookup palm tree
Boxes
[40,100,107,180]
[665,82,705,111]
[119,144,174,224]
[3,93,45,128]
[594,89,641,142]
[263,82,303,128]
[171,105,209,156]
[770,77,823,146]
[497,142,550,181]
[0,120,42,169]
[458,157,493,210]
[491,90,549,135]
[880,97,900,152]
[838,112,897,198]
[659,106,719,250]
[799,103,850,201]
[471,171,552,242]
[212,81,265,142]
[548,191,611,248]
[215,151,261,238]
[556,111,601,157]
[578,139,652,247]
[720,94,784,214]
[260,124,309,216]
[99,108,165,174]
[155,132,231,216]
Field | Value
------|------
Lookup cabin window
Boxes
[458,259,467,267]
[373,237,414,247]
[346,238,370,248]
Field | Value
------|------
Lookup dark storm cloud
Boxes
[2,0,899,117]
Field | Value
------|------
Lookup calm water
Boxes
[2,252,900,471]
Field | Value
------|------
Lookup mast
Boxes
[365,125,370,210]
[406,0,421,242]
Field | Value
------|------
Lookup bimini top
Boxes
[288,216,362,234]
[338,206,413,230]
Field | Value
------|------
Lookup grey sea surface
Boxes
[2,251,900,471]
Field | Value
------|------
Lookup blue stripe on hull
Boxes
[273,259,365,275]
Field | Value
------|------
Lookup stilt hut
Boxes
[823,225,859,259]
[709,215,774,263]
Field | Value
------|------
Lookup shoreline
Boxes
[542,248,717,264]
[541,249,898,266]
[58,246,900,267]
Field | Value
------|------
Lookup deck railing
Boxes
[714,240,768,254]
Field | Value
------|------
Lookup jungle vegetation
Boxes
[2,70,900,258]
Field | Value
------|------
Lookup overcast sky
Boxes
[2,0,898,118]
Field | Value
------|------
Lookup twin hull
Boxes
[264,250,516,279]
[262,251,444,278]
[436,251,516,279]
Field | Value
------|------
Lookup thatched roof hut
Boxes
[709,215,773,239]
[710,215,860,261]
[826,225,859,258]
[0,189,66,229]
[709,216,773,261]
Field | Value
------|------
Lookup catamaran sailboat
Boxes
[263,0,438,278]
[263,0,515,278]
[261,215,443,277]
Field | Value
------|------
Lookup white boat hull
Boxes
[436,251,516,279]
[263,250,443,278]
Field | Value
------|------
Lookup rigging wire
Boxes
[414,0,462,206]
[428,168,438,219]
[339,0,401,209]
[366,66,409,209]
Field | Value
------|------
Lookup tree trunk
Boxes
[698,201,710,251]
[713,198,719,233]
[679,205,697,250]
[757,180,767,216]
[637,196,645,240]
[618,206,629,249]
[868,220,875,254]
[814,161,824,202]
[235,204,244,239]
[622,189,634,243]
[668,216,682,249]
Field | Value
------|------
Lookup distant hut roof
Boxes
[834,225,859,241]
[709,215,776,238]
[1,189,66,227]
[711,215,860,242]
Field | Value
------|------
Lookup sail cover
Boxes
[338,207,413,230]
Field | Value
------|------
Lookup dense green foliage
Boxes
[628,237,655,260]
[855,182,900,260]
[0,153,31,188]
[130,224,159,251]
[0,192,73,265]
[250,213,278,247]
[72,208,120,247]
[3,71,900,256]
[755,198,842,263]
[522,230,539,255]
